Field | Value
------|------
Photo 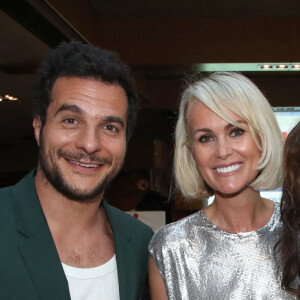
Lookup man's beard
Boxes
[38,134,122,201]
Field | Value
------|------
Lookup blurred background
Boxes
[0,0,300,222]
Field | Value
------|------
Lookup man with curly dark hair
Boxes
[0,41,153,300]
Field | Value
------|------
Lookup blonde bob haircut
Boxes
[174,72,283,200]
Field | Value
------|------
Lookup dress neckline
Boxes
[200,201,278,237]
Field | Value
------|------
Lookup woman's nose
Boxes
[215,139,233,160]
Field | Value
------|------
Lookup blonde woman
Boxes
[148,72,295,299]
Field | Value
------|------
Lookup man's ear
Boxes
[33,115,42,146]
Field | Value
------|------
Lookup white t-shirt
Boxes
[62,255,120,300]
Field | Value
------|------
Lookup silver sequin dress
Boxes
[149,202,296,300]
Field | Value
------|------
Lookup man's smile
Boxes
[68,160,102,168]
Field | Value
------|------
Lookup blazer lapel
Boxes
[103,201,140,300]
[114,232,138,300]
[19,225,70,300]
[12,171,70,300]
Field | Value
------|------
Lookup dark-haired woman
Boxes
[277,121,300,297]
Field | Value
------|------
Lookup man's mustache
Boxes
[57,149,112,165]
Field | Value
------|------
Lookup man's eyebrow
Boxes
[54,104,85,117]
[103,116,125,128]
[54,105,125,128]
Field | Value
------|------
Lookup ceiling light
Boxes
[196,63,300,72]
[292,64,300,69]
[0,94,19,101]
[261,64,273,70]
[276,64,288,69]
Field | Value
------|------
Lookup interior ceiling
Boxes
[0,0,300,174]
[0,9,49,143]
[87,0,300,109]
[90,0,300,17]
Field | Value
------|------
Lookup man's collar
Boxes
[12,170,133,243]
[12,169,47,236]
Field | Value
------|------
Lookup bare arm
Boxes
[149,255,168,300]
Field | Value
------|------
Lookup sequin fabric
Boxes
[149,202,296,299]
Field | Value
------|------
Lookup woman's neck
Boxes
[203,188,274,233]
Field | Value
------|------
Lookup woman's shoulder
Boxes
[148,210,204,253]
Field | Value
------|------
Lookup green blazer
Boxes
[0,170,153,300]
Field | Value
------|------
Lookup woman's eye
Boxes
[198,135,213,143]
[230,128,244,137]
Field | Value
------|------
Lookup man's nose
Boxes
[75,126,101,154]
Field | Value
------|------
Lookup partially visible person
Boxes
[0,41,153,300]
[136,173,168,211]
[148,72,296,299]
[276,121,300,297]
